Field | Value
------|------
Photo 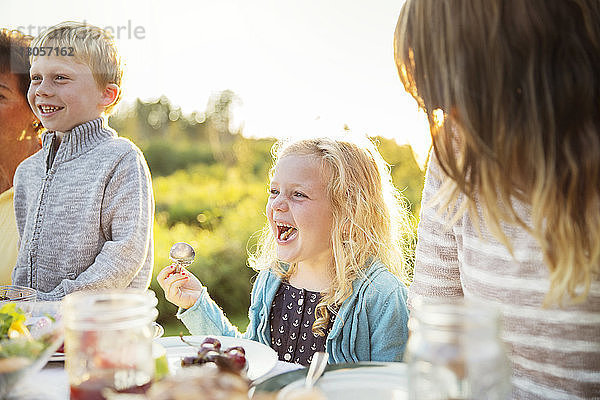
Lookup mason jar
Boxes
[63,289,158,400]
[404,298,512,400]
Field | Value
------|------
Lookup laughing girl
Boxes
[157,137,413,365]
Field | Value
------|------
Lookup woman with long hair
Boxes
[395,0,600,398]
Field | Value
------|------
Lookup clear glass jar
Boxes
[63,289,158,400]
[404,299,512,400]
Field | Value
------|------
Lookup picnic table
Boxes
[10,358,302,399]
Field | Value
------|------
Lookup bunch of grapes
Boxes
[180,336,248,375]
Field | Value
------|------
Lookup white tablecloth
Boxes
[10,362,68,400]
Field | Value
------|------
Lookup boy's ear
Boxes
[100,83,120,108]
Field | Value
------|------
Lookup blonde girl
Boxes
[158,137,413,364]
[395,0,600,397]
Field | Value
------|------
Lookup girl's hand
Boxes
[157,265,203,309]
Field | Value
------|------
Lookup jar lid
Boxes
[409,297,502,336]
[62,289,158,330]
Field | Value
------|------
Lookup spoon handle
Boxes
[305,352,329,388]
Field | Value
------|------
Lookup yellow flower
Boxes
[7,320,31,339]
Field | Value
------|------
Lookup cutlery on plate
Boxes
[304,352,328,389]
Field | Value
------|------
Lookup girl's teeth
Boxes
[281,227,296,240]
[276,223,296,241]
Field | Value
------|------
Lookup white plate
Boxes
[155,335,278,381]
[277,363,408,400]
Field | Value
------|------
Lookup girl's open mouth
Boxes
[276,223,298,242]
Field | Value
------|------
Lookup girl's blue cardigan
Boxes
[177,259,409,363]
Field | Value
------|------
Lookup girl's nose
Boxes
[272,195,289,212]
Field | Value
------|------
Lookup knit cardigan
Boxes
[12,118,154,300]
[177,260,410,363]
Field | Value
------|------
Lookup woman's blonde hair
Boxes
[31,21,122,114]
[249,137,413,335]
[394,0,600,305]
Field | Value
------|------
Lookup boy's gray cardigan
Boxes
[12,118,154,300]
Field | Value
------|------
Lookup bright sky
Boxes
[3,0,432,163]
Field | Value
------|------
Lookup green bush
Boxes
[151,161,268,332]
[143,140,215,177]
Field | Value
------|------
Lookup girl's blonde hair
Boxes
[249,137,413,335]
[394,0,600,306]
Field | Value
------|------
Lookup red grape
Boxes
[179,336,248,375]
[224,346,245,355]
[201,337,221,351]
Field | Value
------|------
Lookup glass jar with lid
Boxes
[404,298,512,400]
[63,289,158,399]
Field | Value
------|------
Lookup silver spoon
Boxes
[304,352,329,389]
[169,242,195,273]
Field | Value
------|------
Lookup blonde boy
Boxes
[12,22,154,300]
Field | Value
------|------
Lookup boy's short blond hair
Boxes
[31,21,123,114]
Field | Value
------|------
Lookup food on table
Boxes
[147,363,249,400]
[179,336,248,375]
[0,302,62,397]
[0,303,56,372]
[70,378,152,399]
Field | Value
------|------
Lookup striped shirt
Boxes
[410,155,600,400]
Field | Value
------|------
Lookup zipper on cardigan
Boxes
[31,134,59,287]
[45,134,57,174]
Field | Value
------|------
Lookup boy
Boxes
[12,21,154,300]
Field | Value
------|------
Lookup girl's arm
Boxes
[156,265,242,337]
[160,268,272,340]
[176,285,244,338]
